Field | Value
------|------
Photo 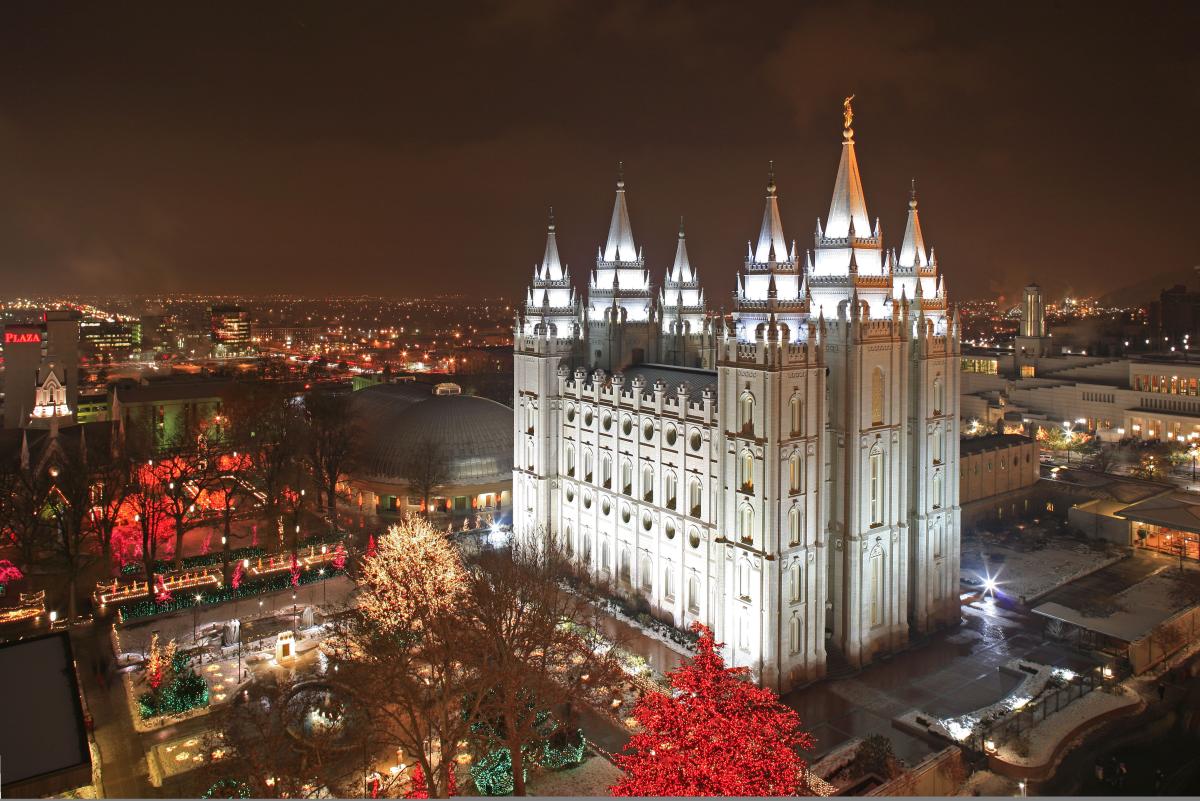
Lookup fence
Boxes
[974,666,1125,750]
[1128,603,1200,674]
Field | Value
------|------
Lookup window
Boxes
[789,615,801,654]
[621,459,632,495]
[689,478,702,517]
[601,541,610,571]
[584,407,594,427]
[737,559,751,599]
[932,471,943,510]
[687,574,700,612]
[639,555,652,593]
[565,445,575,477]
[641,511,653,531]
[870,546,884,626]
[932,375,944,415]
[869,447,883,525]
[788,506,801,546]
[584,450,593,483]
[602,411,612,431]
[933,431,944,464]
[871,368,885,425]
[665,425,677,446]
[622,416,632,436]
[619,548,631,584]
[739,449,754,492]
[689,430,702,451]
[566,403,576,423]
[790,395,803,435]
[642,464,654,502]
[789,452,801,493]
[665,471,677,509]
[581,535,591,564]
[525,403,535,435]
[664,519,676,539]
[738,503,754,544]
[526,442,534,471]
[688,527,701,549]
[663,567,674,600]
[642,419,654,441]
[601,454,612,489]
[788,561,801,603]
[739,392,755,436]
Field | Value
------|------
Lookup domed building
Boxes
[347,381,512,519]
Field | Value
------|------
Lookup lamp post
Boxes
[319,567,327,606]
[193,593,202,643]
[292,592,298,632]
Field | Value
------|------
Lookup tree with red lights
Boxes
[610,624,813,797]
[207,448,254,583]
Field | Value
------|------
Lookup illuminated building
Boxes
[2,309,80,429]
[80,319,141,359]
[513,103,962,690]
[209,305,253,357]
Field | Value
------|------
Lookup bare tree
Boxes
[402,438,450,518]
[88,424,130,571]
[225,384,303,544]
[125,430,173,596]
[44,431,99,619]
[460,538,625,796]
[303,389,360,529]
[0,454,51,577]
[327,519,486,798]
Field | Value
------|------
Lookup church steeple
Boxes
[668,217,693,283]
[753,162,790,264]
[521,207,577,339]
[824,96,871,240]
[603,163,637,263]
[538,206,565,281]
[897,180,927,270]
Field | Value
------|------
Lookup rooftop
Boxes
[960,433,1034,456]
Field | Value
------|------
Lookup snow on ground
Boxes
[524,754,623,797]
[993,685,1141,768]
[974,542,1123,602]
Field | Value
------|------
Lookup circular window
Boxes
[665,425,677,446]
[621,504,631,524]
[622,416,632,436]
[566,404,576,423]
[583,492,592,509]
[642,511,653,531]
[665,520,676,540]
[602,498,611,516]
[565,486,574,502]
[584,407,594,427]
[688,528,701,549]
[602,412,612,431]
[642,420,654,441]
[689,430,702,452]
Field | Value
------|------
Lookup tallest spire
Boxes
[825,95,870,239]
[603,162,637,262]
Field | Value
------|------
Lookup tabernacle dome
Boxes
[347,381,512,518]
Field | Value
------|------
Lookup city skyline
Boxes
[0,2,1197,302]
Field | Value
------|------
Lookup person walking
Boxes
[1158,681,1167,702]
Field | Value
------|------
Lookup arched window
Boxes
[665,471,677,509]
[663,566,674,600]
[869,446,883,525]
[869,545,885,626]
[738,561,749,597]
[789,452,801,493]
[932,375,945,415]
[790,395,803,436]
[738,503,754,544]
[601,541,610,571]
[563,524,574,557]
[739,391,755,435]
[621,459,632,495]
[526,441,534,471]
[788,561,802,603]
[639,555,652,593]
[565,444,575,477]
[934,429,945,464]
[582,535,592,564]
[871,367,885,426]
[601,454,612,489]
[788,506,801,546]
[932,471,943,510]
[619,548,631,584]
[687,574,700,612]
[739,449,754,492]
[584,450,593,483]
[526,403,535,434]
[642,464,654,502]
[789,615,801,654]
[689,478,702,517]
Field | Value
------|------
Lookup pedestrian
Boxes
[1158,682,1167,701]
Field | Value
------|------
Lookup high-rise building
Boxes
[1015,283,1052,362]
[512,103,961,691]
[209,305,252,357]
[2,309,81,429]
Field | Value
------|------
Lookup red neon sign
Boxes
[4,332,40,344]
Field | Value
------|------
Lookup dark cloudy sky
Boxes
[0,1,1198,304]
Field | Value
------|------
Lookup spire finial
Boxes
[678,216,685,237]
[842,94,855,143]
[909,178,917,210]
[548,206,556,231]
[766,160,777,196]
[616,161,625,190]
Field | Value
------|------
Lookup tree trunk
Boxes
[222,510,233,584]
[327,484,337,531]
[67,575,78,620]
[174,513,186,570]
[508,731,526,796]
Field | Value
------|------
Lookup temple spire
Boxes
[603,162,637,262]
[826,97,870,239]
[539,206,564,280]
[897,179,927,269]
[753,162,789,263]
[669,217,693,282]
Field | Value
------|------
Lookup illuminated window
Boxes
[790,395,803,435]
[737,559,751,599]
[869,447,883,525]
[788,506,801,546]
[739,449,754,492]
[870,545,884,626]
[738,503,754,543]
[739,391,755,435]
[789,615,801,654]
[788,561,801,603]
[789,452,801,493]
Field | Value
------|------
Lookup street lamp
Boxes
[319,567,327,606]
[1018,780,1027,797]
[49,610,58,629]
[193,593,202,643]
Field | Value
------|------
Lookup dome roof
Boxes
[352,383,513,487]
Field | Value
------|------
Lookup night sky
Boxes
[0,1,1197,304]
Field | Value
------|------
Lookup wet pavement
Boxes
[782,596,1106,765]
